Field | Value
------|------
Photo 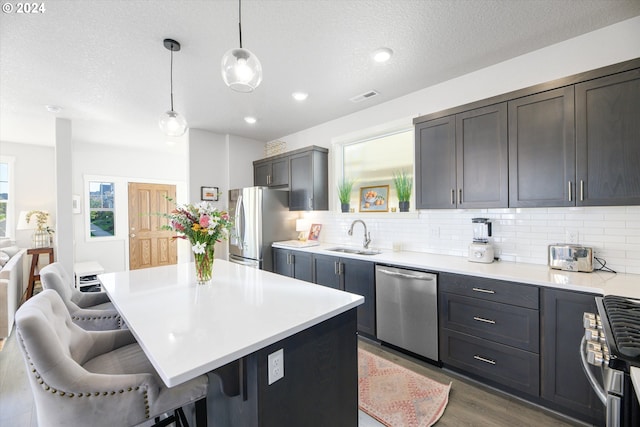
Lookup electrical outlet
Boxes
[268,348,284,385]
[566,229,579,244]
[429,226,440,238]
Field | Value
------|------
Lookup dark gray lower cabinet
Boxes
[439,273,540,396]
[272,248,313,282]
[313,254,375,337]
[541,288,605,425]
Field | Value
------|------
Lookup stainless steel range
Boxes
[582,296,640,427]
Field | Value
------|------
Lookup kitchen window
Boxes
[340,128,414,210]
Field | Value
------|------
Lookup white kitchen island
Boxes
[99,259,364,427]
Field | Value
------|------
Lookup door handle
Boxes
[580,180,584,201]
[451,189,455,205]
[377,268,435,281]
[568,181,573,202]
[459,188,463,204]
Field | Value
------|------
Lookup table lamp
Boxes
[296,219,310,241]
[17,210,51,248]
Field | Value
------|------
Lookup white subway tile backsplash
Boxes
[307,205,640,274]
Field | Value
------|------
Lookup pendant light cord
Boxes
[238,0,243,48]
[169,44,175,111]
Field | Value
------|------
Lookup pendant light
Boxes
[221,0,262,92]
[159,38,188,137]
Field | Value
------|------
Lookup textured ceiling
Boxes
[1,0,639,149]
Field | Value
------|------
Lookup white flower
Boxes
[192,241,207,254]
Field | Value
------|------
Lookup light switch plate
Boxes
[268,348,284,385]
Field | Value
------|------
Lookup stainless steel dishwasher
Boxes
[375,265,438,362]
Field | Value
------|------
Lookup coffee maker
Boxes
[468,218,494,263]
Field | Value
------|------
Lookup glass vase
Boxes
[194,246,215,284]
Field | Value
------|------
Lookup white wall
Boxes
[72,140,188,273]
[0,141,56,248]
[228,134,265,189]
[188,129,229,259]
[279,17,640,275]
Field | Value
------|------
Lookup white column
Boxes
[55,118,74,275]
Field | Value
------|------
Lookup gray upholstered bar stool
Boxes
[15,289,208,427]
[39,262,125,330]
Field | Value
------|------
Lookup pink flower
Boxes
[199,214,210,228]
[221,213,229,220]
[172,221,185,232]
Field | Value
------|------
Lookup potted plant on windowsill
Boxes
[337,179,355,213]
[393,170,413,212]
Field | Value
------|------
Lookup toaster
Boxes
[548,244,594,272]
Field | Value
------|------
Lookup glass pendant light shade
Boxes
[158,110,188,137]
[221,48,262,93]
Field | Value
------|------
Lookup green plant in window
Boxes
[393,170,413,202]
[337,178,355,204]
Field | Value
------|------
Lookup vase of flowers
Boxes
[161,198,233,284]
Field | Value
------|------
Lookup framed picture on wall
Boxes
[201,186,219,201]
[359,185,389,212]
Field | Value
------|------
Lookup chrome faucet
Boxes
[348,219,371,249]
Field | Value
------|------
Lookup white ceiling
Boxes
[1,0,639,149]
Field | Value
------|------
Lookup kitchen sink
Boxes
[327,247,381,256]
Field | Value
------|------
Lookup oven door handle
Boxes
[580,337,607,405]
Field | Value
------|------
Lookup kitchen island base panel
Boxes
[207,309,358,427]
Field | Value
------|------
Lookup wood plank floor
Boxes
[1,327,590,427]
[358,339,589,427]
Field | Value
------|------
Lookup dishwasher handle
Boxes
[377,268,435,281]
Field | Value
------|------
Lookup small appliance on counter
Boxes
[468,218,494,263]
[548,244,594,272]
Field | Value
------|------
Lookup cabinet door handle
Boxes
[580,180,584,201]
[334,261,339,275]
[473,316,496,324]
[290,254,295,265]
[451,189,455,205]
[459,189,463,204]
[338,262,344,275]
[267,175,271,185]
[568,181,572,202]
[472,287,495,294]
[474,355,496,365]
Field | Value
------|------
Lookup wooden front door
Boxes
[128,182,177,270]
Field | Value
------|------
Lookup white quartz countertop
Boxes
[273,242,640,299]
[99,260,363,387]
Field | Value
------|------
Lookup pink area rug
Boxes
[358,349,451,427]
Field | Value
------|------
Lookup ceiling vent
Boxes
[349,90,379,103]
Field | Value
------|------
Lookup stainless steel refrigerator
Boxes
[228,186,297,270]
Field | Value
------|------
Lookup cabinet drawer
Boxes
[440,272,538,309]
[440,293,539,352]
[440,329,540,396]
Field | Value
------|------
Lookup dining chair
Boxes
[15,289,208,427]
[39,262,124,330]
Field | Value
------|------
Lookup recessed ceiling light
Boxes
[372,47,393,63]
[244,116,257,124]
[292,92,308,101]
[45,105,63,113]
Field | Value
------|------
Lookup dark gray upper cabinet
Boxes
[253,146,328,211]
[456,103,508,208]
[415,116,456,209]
[508,87,576,207]
[575,68,640,206]
[415,104,508,209]
[289,148,328,211]
[254,156,289,188]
